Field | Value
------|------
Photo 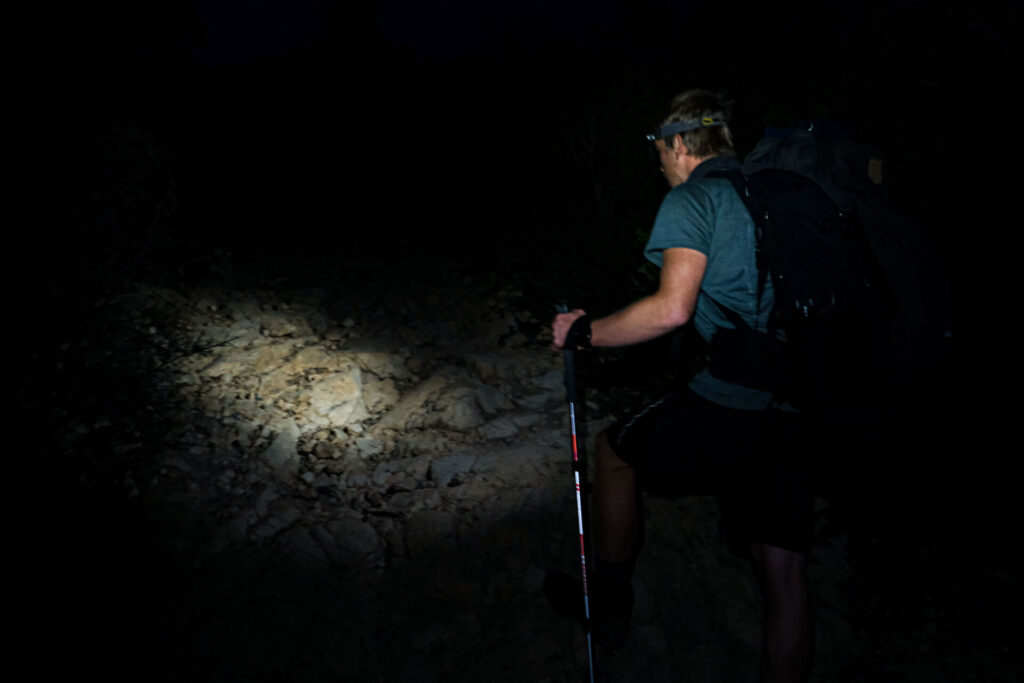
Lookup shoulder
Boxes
[658,177,746,231]
[686,175,736,202]
[648,184,717,258]
[659,181,716,218]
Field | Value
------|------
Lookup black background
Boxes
[11,0,1022,679]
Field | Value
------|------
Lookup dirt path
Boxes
[17,265,1018,682]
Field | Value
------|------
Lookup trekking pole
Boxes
[555,302,596,683]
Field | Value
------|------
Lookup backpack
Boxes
[706,128,952,424]
[744,129,953,384]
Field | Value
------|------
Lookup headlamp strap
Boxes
[646,117,726,142]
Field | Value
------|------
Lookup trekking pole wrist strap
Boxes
[564,315,593,351]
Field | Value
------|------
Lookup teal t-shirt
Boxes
[644,157,777,410]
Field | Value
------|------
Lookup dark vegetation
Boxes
[13,0,1021,678]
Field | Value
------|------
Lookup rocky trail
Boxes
[15,257,1020,682]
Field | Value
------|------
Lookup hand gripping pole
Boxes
[556,302,596,683]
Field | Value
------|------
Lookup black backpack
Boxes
[707,166,886,416]
[743,129,953,386]
[706,129,953,425]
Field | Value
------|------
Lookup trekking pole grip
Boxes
[555,302,578,403]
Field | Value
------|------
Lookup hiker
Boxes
[550,89,813,682]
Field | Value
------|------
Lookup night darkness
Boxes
[12,1,1022,681]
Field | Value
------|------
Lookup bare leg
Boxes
[594,429,638,562]
[751,543,812,683]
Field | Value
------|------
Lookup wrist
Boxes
[564,314,593,350]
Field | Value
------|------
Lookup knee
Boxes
[754,544,808,599]
[596,430,629,471]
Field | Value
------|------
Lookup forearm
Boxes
[591,294,690,348]
[551,248,705,351]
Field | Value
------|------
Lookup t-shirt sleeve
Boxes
[643,183,715,268]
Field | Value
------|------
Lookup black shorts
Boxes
[605,389,814,554]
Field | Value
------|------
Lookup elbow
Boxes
[662,302,692,330]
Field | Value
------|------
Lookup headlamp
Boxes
[645,116,726,143]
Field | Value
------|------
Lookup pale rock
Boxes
[511,412,543,429]
[226,319,261,347]
[469,350,551,383]
[430,453,476,488]
[225,412,264,444]
[474,383,512,414]
[325,400,370,428]
[262,419,301,473]
[317,395,359,425]
[254,340,303,370]
[174,373,199,386]
[515,393,553,411]
[374,375,449,430]
[468,352,506,383]
[355,436,384,459]
[433,386,484,430]
[372,456,429,490]
[226,298,262,321]
[308,367,362,413]
[471,447,550,486]
[389,473,418,493]
[291,344,350,373]
[346,338,414,380]
[259,311,313,337]
[406,454,432,481]
[201,348,262,382]
[371,460,399,488]
[258,362,302,398]
[480,416,518,440]
[362,377,400,414]
[441,477,495,508]
[531,368,564,392]
[312,440,344,460]
[394,430,457,458]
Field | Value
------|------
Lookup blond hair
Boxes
[662,89,735,158]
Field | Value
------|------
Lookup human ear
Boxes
[671,134,690,157]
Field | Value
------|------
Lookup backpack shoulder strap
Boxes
[705,293,752,332]
[706,169,763,230]
[706,169,770,323]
